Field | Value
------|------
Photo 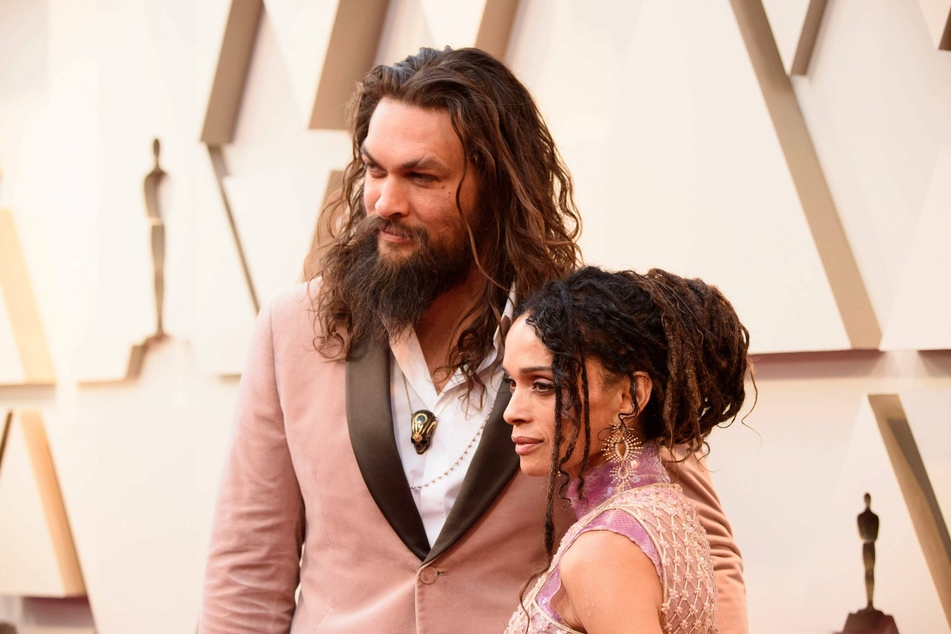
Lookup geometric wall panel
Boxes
[837,399,949,633]
[201,0,390,144]
[204,0,520,141]
[917,0,951,50]
[259,0,340,130]
[74,340,155,386]
[0,210,55,385]
[788,0,951,335]
[900,389,951,546]
[199,0,386,327]
[0,411,84,597]
[307,0,389,130]
[702,353,951,634]
[730,0,881,350]
[762,0,827,75]
[200,0,264,146]
[377,0,520,64]
[63,339,238,634]
[0,281,25,384]
[870,393,951,628]
[788,0,828,75]
[881,137,951,350]
[508,1,853,354]
[223,166,335,303]
[193,165,258,376]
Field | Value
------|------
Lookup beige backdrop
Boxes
[0,0,949,632]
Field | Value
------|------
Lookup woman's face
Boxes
[502,315,631,478]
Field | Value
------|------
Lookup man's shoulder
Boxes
[262,279,320,320]
[254,280,326,348]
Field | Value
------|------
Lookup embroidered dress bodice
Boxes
[504,444,718,633]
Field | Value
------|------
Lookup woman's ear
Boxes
[631,371,652,416]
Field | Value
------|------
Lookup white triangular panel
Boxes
[198,0,350,375]
[0,413,81,597]
[419,0,484,45]
[0,210,55,384]
[56,339,239,634]
[263,0,339,129]
[223,165,329,302]
[917,0,951,49]
[0,289,25,384]
[71,331,144,383]
[833,401,949,633]
[701,376,865,632]
[226,9,303,160]
[377,0,493,65]
[193,154,257,376]
[761,0,813,73]
[882,136,951,350]
[898,389,951,538]
[791,0,951,328]
[509,1,849,354]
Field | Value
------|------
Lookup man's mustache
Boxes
[358,215,430,243]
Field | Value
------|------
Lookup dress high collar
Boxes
[566,442,670,517]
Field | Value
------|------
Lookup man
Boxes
[200,47,746,633]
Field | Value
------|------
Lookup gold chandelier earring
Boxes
[602,418,644,490]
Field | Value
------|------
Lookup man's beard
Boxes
[331,214,476,343]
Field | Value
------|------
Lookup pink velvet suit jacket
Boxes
[199,286,748,633]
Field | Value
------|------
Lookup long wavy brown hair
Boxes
[305,47,582,395]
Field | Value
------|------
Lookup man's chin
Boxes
[377,236,416,258]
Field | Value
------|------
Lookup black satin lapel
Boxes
[347,338,430,560]
[425,386,519,563]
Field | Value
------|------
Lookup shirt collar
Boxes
[390,287,516,393]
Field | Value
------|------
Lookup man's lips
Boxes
[378,226,411,243]
[372,217,427,245]
[512,436,543,456]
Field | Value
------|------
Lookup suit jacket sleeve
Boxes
[664,447,748,634]
[199,298,305,633]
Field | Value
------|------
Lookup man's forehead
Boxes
[365,99,458,146]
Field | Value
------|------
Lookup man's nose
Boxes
[372,177,409,219]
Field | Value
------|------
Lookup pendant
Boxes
[411,409,438,454]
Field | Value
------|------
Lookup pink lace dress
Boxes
[504,444,717,633]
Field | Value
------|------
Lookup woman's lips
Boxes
[512,436,543,456]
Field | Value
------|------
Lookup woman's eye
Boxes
[533,380,555,393]
[502,376,516,391]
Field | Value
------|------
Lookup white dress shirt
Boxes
[389,295,513,547]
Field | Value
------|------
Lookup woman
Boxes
[502,266,752,634]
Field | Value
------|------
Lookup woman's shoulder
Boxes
[557,516,665,633]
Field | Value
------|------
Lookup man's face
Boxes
[360,98,480,268]
[327,98,485,338]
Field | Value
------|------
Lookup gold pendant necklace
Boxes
[402,372,439,454]
[410,413,488,490]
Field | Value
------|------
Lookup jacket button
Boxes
[419,567,439,584]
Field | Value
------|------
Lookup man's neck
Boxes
[414,269,485,393]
